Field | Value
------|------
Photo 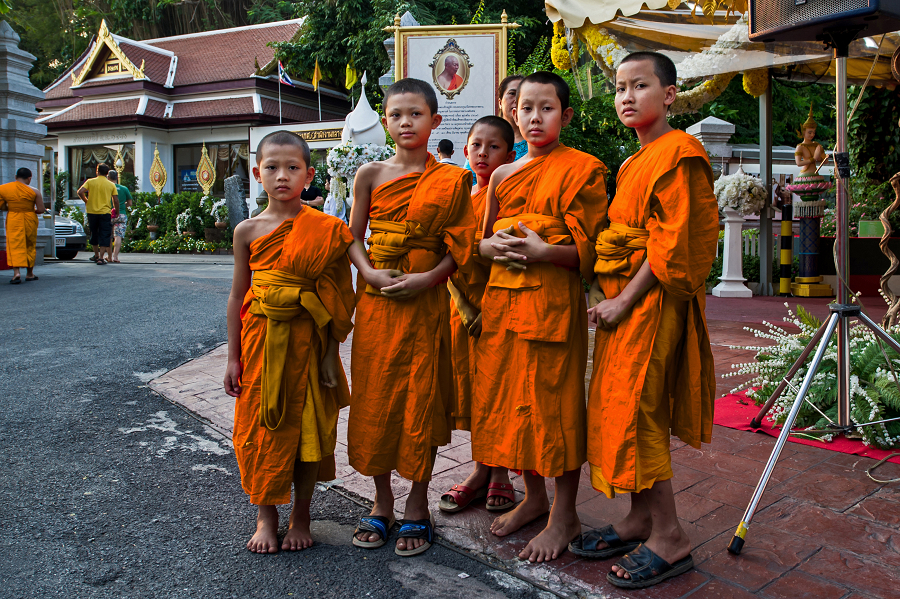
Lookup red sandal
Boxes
[439,484,487,513]
[486,482,517,512]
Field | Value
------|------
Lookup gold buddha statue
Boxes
[795,105,826,176]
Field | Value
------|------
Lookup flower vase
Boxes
[713,207,753,298]
[215,221,228,230]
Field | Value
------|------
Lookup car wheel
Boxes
[56,249,78,260]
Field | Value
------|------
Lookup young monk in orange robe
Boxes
[439,116,518,514]
[473,71,608,563]
[574,52,718,589]
[347,78,477,557]
[0,168,45,284]
[224,131,355,554]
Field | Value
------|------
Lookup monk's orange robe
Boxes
[472,145,608,477]
[349,155,476,482]
[588,130,718,498]
[0,182,38,268]
[448,186,491,430]
[448,73,464,91]
[234,209,356,505]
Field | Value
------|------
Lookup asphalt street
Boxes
[0,256,552,599]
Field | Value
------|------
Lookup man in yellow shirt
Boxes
[77,164,119,265]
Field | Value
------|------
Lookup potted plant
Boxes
[210,199,229,229]
[176,208,197,237]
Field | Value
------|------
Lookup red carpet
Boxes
[715,392,900,465]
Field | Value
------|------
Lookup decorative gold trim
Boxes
[149,143,167,197]
[196,142,216,196]
[114,147,125,176]
[385,16,518,83]
[429,39,472,100]
[72,19,148,87]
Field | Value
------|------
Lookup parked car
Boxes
[54,215,87,260]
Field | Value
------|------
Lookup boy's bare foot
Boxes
[611,526,691,580]
[490,493,549,537]
[519,511,581,563]
[247,505,279,554]
[282,501,313,551]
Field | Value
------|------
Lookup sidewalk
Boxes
[150,296,900,599]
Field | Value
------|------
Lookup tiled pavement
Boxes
[150,296,900,599]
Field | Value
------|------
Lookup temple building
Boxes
[35,18,350,199]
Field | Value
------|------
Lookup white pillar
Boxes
[713,207,753,298]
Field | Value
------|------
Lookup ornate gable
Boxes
[71,20,146,87]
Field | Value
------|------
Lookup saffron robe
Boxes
[0,182,38,268]
[588,130,718,497]
[234,209,356,505]
[448,186,491,431]
[472,145,608,477]
[349,155,476,483]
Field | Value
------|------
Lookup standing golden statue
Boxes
[794,106,827,175]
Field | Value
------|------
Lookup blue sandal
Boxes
[394,512,434,557]
[607,544,694,589]
[352,515,395,549]
[569,524,645,559]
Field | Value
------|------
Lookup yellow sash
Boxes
[249,269,332,431]
[365,218,444,295]
[593,222,649,276]
[488,213,571,290]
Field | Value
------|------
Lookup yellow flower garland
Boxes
[551,21,573,70]
[742,68,769,97]
[670,72,736,115]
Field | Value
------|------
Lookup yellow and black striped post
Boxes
[779,203,793,295]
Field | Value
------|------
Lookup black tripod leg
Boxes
[728,312,841,555]
[750,316,832,428]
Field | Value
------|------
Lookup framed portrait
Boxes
[391,17,518,157]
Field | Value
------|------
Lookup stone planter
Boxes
[215,221,228,230]
[147,224,159,232]
[712,207,753,298]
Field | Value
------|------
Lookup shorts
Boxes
[112,214,127,238]
[87,213,112,248]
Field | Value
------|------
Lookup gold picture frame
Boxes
[429,39,472,100]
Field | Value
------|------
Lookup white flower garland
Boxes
[676,17,750,82]
[209,198,228,222]
[714,170,767,216]
[327,141,395,205]
[175,208,194,235]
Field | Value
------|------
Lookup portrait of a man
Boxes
[429,39,471,99]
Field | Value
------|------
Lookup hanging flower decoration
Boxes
[671,72,736,115]
[743,68,769,97]
[714,168,767,216]
[551,21,574,71]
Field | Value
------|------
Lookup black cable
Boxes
[772,60,833,89]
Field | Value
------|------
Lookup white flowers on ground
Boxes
[714,170,767,216]
[723,303,900,448]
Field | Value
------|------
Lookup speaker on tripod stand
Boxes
[728,2,900,555]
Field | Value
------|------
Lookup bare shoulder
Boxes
[490,160,525,187]
[233,214,282,247]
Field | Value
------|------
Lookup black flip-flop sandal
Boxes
[394,513,434,557]
[9,277,20,285]
[25,276,38,281]
[569,524,645,559]
[607,544,694,589]
[352,515,395,549]
[96,259,106,265]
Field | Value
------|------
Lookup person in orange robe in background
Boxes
[438,115,518,514]
[574,52,718,590]
[474,71,608,563]
[0,168,45,284]
[224,131,356,555]
[347,78,476,557]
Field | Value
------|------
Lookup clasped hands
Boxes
[365,267,435,300]
[587,278,629,330]
[480,222,546,270]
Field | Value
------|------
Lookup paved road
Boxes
[0,257,552,599]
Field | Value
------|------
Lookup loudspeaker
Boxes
[749,0,900,42]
